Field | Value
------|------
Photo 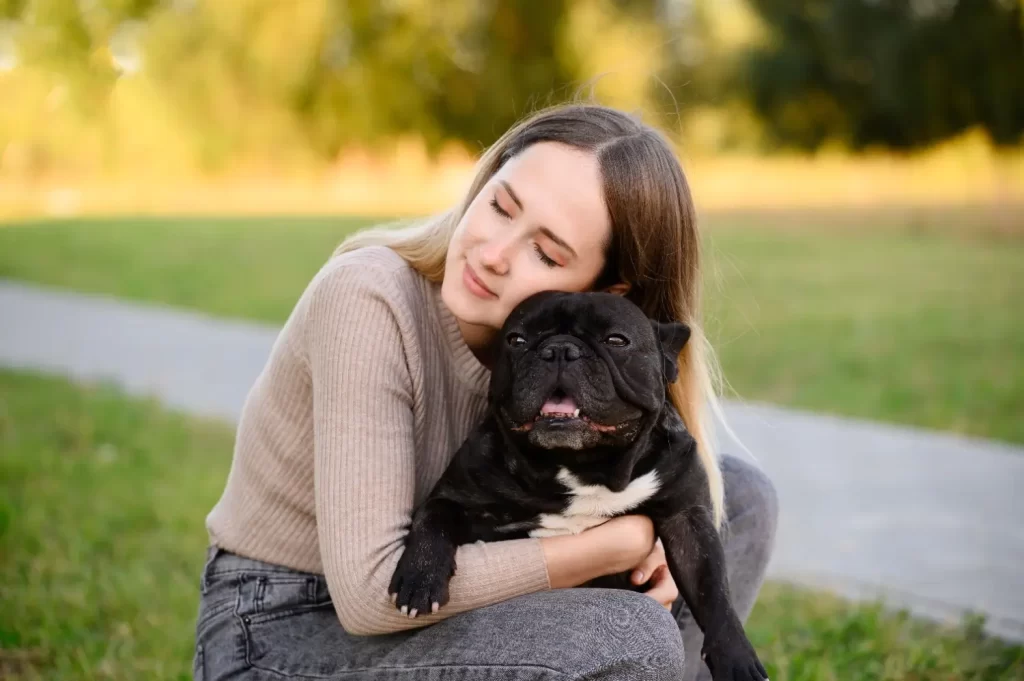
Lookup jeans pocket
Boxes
[238,575,340,677]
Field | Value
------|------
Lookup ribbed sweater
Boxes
[205,246,551,635]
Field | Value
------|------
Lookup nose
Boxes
[540,338,582,362]
[478,235,513,276]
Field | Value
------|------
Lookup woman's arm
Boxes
[304,258,655,636]
[541,514,656,589]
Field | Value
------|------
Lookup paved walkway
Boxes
[2,279,1023,641]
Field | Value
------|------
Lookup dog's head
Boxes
[489,291,690,454]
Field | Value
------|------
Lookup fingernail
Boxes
[632,570,644,582]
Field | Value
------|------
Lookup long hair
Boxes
[334,103,728,529]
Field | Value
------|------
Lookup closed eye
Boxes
[489,197,510,219]
[533,243,558,268]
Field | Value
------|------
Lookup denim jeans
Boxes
[192,455,778,680]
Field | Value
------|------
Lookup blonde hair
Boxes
[334,103,728,529]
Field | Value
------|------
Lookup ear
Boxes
[651,321,691,383]
[602,281,631,297]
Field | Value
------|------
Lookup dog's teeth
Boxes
[573,408,580,417]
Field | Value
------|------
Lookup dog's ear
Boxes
[651,321,690,383]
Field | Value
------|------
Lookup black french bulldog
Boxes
[388,290,767,681]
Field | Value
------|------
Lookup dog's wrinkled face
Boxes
[489,291,690,451]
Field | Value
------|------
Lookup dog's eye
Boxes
[604,334,629,347]
[507,333,527,348]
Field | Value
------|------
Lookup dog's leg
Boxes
[656,507,768,681]
[388,497,469,618]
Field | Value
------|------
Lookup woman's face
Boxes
[442,142,614,346]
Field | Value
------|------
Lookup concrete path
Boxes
[2,279,1023,642]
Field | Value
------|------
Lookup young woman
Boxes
[193,103,778,681]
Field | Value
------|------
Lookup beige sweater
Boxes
[206,246,551,635]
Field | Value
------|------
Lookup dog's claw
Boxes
[388,539,455,618]
[703,639,768,681]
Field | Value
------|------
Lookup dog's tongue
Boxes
[540,394,578,416]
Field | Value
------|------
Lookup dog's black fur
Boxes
[388,291,767,681]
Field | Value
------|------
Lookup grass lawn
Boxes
[0,214,1022,445]
[2,369,1022,680]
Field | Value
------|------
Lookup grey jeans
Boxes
[192,455,778,680]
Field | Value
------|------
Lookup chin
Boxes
[441,275,496,329]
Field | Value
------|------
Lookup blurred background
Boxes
[0,0,1022,215]
[1,1,1023,679]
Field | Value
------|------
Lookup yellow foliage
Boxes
[559,0,667,111]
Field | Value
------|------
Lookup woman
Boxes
[193,102,779,681]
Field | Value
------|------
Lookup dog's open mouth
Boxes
[511,390,618,433]
[539,390,580,418]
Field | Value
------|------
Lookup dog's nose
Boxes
[540,339,582,362]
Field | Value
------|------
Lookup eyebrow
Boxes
[499,180,578,258]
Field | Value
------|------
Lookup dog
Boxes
[388,290,767,681]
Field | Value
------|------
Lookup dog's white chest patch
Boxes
[529,468,661,538]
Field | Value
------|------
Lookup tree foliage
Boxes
[740,0,1024,150]
[1,0,1021,176]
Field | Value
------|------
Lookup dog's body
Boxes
[389,291,767,681]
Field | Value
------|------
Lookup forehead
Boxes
[495,142,611,252]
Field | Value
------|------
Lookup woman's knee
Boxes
[721,454,780,549]
[555,588,685,679]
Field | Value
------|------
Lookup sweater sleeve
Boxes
[304,260,551,636]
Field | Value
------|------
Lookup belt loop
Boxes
[200,546,223,594]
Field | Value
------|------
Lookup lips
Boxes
[463,262,497,299]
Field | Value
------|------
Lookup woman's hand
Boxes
[539,514,679,609]
[588,515,679,609]
[629,539,679,610]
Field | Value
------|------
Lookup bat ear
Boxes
[651,321,690,383]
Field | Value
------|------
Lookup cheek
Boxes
[459,200,496,242]
[448,220,470,253]
[545,267,603,296]
[501,269,585,314]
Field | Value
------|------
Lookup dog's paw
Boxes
[387,541,455,618]
[702,637,768,681]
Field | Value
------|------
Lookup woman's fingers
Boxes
[643,564,680,609]
[630,538,665,585]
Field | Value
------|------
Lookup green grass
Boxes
[0,370,228,679]
[0,214,1022,444]
[2,369,1022,680]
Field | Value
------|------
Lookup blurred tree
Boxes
[0,0,27,19]
[2,0,727,172]
[427,0,577,151]
[649,0,757,149]
[137,0,585,164]
[15,0,1020,175]
[739,0,1024,150]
